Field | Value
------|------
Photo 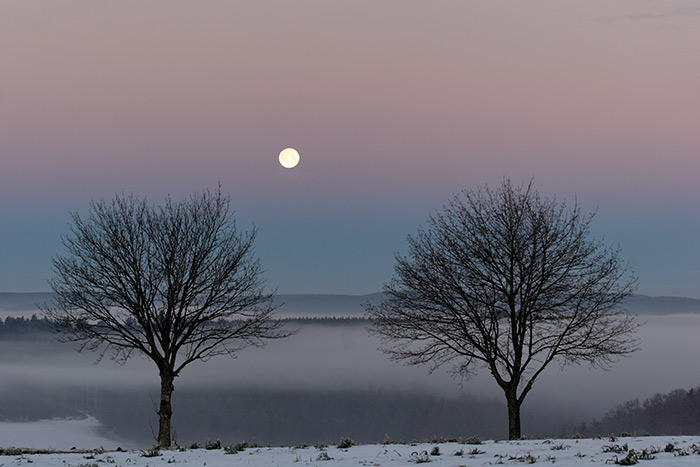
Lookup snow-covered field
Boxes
[2,418,700,466]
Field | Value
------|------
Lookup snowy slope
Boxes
[0,417,121,450]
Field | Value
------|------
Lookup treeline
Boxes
[0,384,507,446]
[579,385,700,436]
[0,315,53,338]
[0,316,368,338]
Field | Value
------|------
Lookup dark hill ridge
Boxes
[624,294,700,315]
[1,291,698,317]
[0,292,54,311]
[274,292,384,317]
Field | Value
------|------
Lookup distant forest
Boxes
[0,315,367,338]
[4,380,700,446]
[0,315,53,338]
[0,384,508,446]
[579,385,700,437]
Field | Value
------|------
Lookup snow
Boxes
[1,419,700,467]
[0,416,121,451]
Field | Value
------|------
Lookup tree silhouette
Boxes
[367,179,639,439]
[45,187,292,447]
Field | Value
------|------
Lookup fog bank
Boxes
[2,314,700,445]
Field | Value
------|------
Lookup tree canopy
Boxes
[45,187,292,447]
[367,179,639,439]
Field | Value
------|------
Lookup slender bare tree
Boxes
[366,179,639,440]
[45,187,292,448]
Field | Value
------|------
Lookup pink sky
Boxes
[1,1,698,296]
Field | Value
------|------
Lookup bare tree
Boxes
[45,187,292,448]
[366,179,639,440]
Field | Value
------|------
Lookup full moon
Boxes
[279,148,300,169]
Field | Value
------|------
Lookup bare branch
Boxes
[43,186,295,447]
[365,179,638,439]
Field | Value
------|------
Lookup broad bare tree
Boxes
[366,179,638,440]
[45,188,292,448]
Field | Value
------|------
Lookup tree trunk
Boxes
[157,368,175,448]
[506,389,521,440]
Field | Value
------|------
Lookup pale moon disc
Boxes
[279,148,300,168]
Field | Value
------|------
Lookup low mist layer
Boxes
[2,313,700,446]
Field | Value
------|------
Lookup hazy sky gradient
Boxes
[1,1,698,296]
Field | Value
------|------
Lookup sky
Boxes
[1,0,698,297]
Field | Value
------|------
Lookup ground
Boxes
[2,418,700,466]
[3,436,700,466]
